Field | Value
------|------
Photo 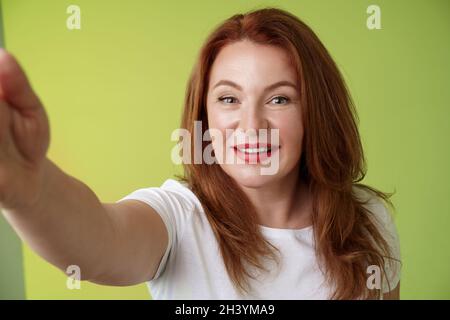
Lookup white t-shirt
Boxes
[116,179,401,300]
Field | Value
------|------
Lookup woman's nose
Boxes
[238,103,269,132]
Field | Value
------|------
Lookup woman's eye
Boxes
[217,96,289,105]
[269,96,290,105]
[218,96,238,104]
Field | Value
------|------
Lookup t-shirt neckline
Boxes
[258,224,313,238]
[168,178,314,238]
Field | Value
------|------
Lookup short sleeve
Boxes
[115,179,198,281]
[353,186,402,294]
[375,202,402,294]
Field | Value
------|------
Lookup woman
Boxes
[0,8,401,299]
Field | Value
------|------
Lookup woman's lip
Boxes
[231,145,280,163]
[233,143,279,149]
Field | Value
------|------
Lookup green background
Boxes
[0,0,448,299]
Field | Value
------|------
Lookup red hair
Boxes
[179,7,398,299]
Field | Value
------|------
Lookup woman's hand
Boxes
[0,49,50,211]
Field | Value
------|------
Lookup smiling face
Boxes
[205,39,305,188]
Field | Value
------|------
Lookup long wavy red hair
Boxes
[179,7,398,299]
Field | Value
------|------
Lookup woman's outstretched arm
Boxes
[0,50,168,286]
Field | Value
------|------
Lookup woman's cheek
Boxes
[275,114,304,162]
[207,110,236,163]
[208,105,238,129]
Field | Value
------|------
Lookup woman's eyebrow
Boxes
[212,79,298,92]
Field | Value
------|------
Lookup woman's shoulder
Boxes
[352,185,402,292]
[159,178,203,212]
[351,185,395,226]
[116,178,203,215]
[351,184,400,255]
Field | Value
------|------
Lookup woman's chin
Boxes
[222,164,282,189]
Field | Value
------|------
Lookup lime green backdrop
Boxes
[0,0,449,299]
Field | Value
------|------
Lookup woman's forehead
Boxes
[208,40,298,90]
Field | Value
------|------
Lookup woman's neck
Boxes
[239,170,313,229]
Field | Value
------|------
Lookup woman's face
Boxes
[206,39,304,188]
